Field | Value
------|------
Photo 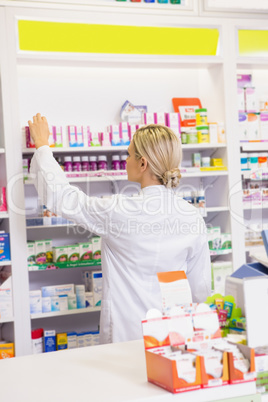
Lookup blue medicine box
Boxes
[0,233,11,262]
[225,230,268,314]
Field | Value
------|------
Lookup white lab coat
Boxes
[30,146,211,344]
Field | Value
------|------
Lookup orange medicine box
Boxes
[227,342,256,385]
[199,351,229,388]
[145,347,202,394]
[0,342,14,359]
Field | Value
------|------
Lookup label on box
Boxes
[244,372,256,381]
[207,378,222,387]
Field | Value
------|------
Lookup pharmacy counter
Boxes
[0,339,259,402]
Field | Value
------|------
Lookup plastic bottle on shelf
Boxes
[56,157,64,171]
[72,156,81,172]
[111,155,121,170]
[258,153,268,169]
[81,156,89,171]
[120,155,127,170]
[196,189,206,209]
[249,153,259,171]
[31,328,44,354]
[240,153,248,171]
[201,156,211,167]
[97,155,108,170]
[183,191,194,204]
[89,156,98,171]
[64,156,72,172]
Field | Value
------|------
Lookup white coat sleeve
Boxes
[30,146,117,237]
[186,233,211,303]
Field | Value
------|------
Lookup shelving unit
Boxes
[238,54,268,264]
[0,1,266,362]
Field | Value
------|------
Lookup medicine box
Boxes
[0,277,13,319]
[56,333,68,350]
[35,240,47,265]
[88,271,102,307]
[0,343,14,359]
[227,342,255,384]
[59,295,68,311]
[29,290,42,314]
[68,244,80,262]
[42,284,75,298]
[92,237,101,259]
[79,242,92,261]
[42,297,51,313]
[0,233,11,262]
[67,126,77,147]
[27,242,36,265]
[67,332,77,349]
[53,246,68,263]
[45,239,53,263]
[44,330,56,353]
[77,333,86,348]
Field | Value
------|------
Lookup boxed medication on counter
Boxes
[142,271,255,393]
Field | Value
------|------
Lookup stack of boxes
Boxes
[29,271,102,314]
[27,237,101,267]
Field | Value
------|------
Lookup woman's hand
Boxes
[28,113,50,149]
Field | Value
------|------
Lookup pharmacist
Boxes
[28,113,211,344]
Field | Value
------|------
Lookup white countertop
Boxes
[0,339,256,402]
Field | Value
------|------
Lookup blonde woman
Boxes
[28,113,210,344]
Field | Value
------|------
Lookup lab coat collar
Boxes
[139,185,174,196]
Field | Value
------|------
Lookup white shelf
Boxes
[22,146,129,154]
[244,204,268,210]
[0,260,11,266]
[240,142,268,152]
[25,170,228,185]
[182,171,228,178]
[0,212,9,219]
[237,57,268,69]
[245,244,265,253]
[0,148,5,154]
[27,223,77,229]
[181,143,227,150]
[0,316,14,324]
[17,53,224,69]
[22,143,226,154]
[25,175,128,185]
[206,206,229,213]
[31,307,101,319]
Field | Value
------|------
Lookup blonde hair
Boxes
[133,124,182,189]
